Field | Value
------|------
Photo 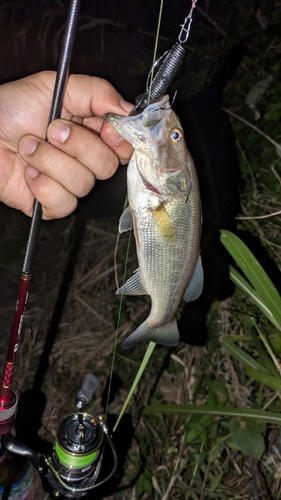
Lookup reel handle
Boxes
[76,374,100,409]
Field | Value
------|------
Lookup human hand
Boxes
[0,71,133,219]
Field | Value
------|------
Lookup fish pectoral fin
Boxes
[183,255,204,302]
[122,319,179,349]
[116,269,147,295]
[119,206,133,233]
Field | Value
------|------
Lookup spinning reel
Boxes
[40,375,118,498]
[1,374,118,499]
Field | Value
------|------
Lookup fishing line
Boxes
[147,0,165,105]
[105,228,132,419]
[105,193,130,420]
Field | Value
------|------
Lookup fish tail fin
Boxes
[122,319,179,350]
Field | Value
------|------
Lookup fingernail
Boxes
[21,138,38,155]
[50,121,70,143]
[26,166,39,179]
[107,127,124,146]
[120,99,134,112]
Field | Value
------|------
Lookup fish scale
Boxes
[107,95,203,349]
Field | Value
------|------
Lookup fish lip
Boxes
[106,112,147,146]
[106,113,148,151]
[106,95,171,149]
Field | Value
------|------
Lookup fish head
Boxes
[107,95,191,202]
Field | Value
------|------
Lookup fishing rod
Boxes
[0,0,198,497]
[0,1,116,498]
[0,0,81,427]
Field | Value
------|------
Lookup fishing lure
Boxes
[131,0,198,114]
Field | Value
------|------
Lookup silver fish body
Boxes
[107,95,203,349]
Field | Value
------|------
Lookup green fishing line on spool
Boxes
[54,441,99,469]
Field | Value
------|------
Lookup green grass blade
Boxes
[220,230,281,330]
[143,403,281,424]
[250,327,280,378]
[222,337,270,374]
[220,229,280,303]
[229,265,281,330]
[113,342,156,432]
[245,366,281,392]
[253,323,281,378]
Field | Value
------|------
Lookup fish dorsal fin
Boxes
[151,203,175,241]
[119,206,133,233]
[183,255,204,302]
[116,268,148,295]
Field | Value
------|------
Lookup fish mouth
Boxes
[107,112,148,148]
[106,95,171,150]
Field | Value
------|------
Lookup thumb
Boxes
[100,121,133,165]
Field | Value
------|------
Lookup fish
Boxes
[106,94,203,349]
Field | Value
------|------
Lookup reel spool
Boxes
[52,413,103,485]
[40,412,117,498]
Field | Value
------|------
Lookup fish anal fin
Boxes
[183,255,204,302]
[122,319,179,349]
[117,269,147,296]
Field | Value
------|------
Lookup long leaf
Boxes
[143,403,281,424]
[220,230,281,329]
[220,230,280,303]
[229,265,281,329]
[245,366,281,392]
[222,337,270,374]
[251,327,280,378]
[253,323,281,378]
[113,341,156,432]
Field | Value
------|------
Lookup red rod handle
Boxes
[0,274,31,402]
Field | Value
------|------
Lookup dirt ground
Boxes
[0,202,142,497]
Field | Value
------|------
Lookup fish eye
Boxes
[170,127,183,142]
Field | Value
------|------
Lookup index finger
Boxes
[63,74,133,119]
[64,74,134,164]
